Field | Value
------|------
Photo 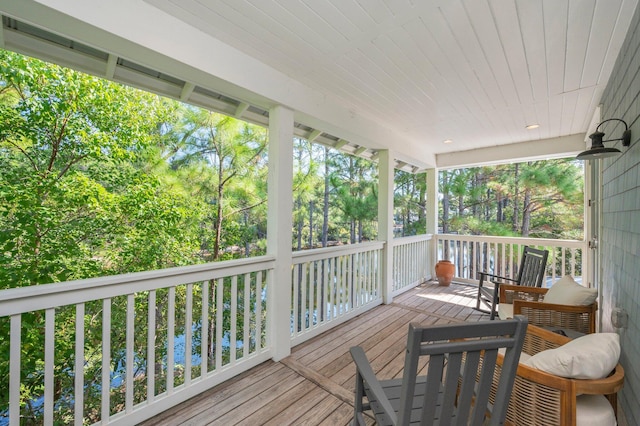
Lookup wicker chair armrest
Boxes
[500,284,548,303]
[574,364,625,395]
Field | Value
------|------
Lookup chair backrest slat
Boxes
[397,317,528,426]
[516,247,549,287]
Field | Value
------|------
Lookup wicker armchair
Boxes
[499,283,597,334]
[493,325,624,426]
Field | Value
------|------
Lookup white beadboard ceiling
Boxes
[1,0,638,168]
[143,0,637,158]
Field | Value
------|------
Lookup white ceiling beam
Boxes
[234,101,249,118]
[307,129,322,141]
[334,139,348,149]
[180,82,195,101]
[436,134,587,169]
[354,146,367,155]
[105,53,117,79]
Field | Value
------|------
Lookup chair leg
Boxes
[476,274,493,315]
[476,275,485,311]
[489,282,500,320]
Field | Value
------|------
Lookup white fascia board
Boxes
[436,133,587,170]
[6,0,429,162]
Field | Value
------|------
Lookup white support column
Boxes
[378,150,394,304]
[426,168,438,280]
[267,105,294,361]
[426,168,438,235]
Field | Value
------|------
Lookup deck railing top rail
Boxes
[292,241,385,263]
[435,234,585,248]
[0,255,276,316]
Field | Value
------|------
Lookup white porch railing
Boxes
[0,257,274,426]
[6,234,580,425]
[290,242,384,345]
[435,234,588,286]
[391,234,433,295]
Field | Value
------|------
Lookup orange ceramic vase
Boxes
[435,260,454,286]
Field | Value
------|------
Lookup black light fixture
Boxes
[577,118,631,160]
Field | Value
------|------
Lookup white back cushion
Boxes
[544,275,598,305]
[522,332,620,379]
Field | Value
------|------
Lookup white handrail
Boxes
[0,256,275,316]
[435,234,588,285]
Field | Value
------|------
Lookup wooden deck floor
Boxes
[143,281,489,426]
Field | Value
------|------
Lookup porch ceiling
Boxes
[1,0,638,168]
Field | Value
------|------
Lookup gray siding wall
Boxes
[599,3,640,424]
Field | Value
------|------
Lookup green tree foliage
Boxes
[163,106,268,260]
[0,50,201,287]
[0,51,268,423]
[328,154,378,243]
[394,170,427,236]
[439,160,584,239]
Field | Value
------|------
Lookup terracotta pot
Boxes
[435,260,455,286]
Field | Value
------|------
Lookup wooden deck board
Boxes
[143,281,489,426]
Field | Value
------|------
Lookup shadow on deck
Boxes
[143,281,489,425]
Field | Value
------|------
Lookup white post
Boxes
[378,150,394,304]
[267,105,294,361]
[426,168,438,281]
[426,168,438,235]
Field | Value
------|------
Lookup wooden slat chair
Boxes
[476,246,549,320]
[498,284,597,334]
[490,325,624,426]
[350,317,528,426]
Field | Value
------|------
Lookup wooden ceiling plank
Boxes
[352,0,395,25]
[463,0,520,108]
[546,95,565,137]
[328,0,378,33]
[246,0,336,54]
[582,0,623,88]
[418,7,495,114]
[563,0,596,93]
[360,37,432,110]
[441,1,508,110]
[516,0,549,103]
[300,0,361,42]
[571,86,599,134]
[490,0,534,106]
[543,0,569,97]
[272,0,348,48]
[163,0,306,76]
[302,65,409,127]
[559,90,580,135]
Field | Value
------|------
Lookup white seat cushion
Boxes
[544,275,598,305]
[497,303,513,320]
[576,394,616,425]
